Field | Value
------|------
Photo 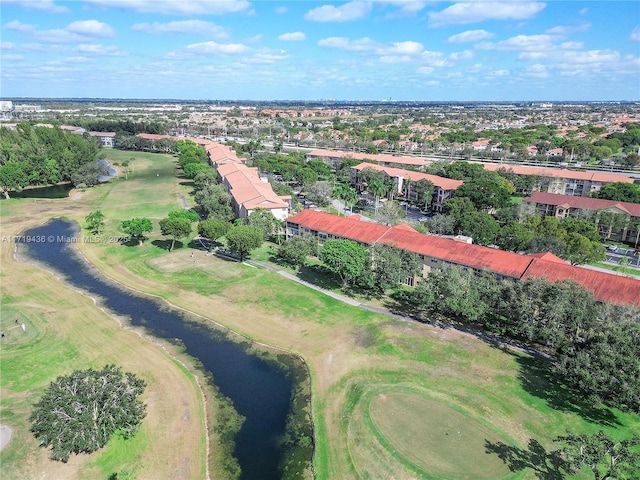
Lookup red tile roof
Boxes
[480,163,634,184]
[353,162,463,191]
[524,192,640,217]
[307,149,430,167]
[287,210,640,306]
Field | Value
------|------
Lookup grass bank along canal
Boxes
[17,218,313,480]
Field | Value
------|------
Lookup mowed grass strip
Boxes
[368,390,513,479]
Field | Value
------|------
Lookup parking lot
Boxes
[605,246,640,267]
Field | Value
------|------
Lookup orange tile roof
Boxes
[480,163,634,184]
[287,210,640,306]
[353,162,463,191]
[522,259,640,306]
[524,192,640,217]
[307,149,430,167]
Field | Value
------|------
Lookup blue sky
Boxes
[1,0,639,101]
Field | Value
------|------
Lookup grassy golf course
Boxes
[1,149,638,479]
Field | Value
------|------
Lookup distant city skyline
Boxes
[1,0,639,101]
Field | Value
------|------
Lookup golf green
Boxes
[368,391,513,479]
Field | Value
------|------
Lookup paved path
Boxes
[248,259,554,361]
[0,424,12,451]
[180,196,189,210]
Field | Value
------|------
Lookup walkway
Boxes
[248,258,554,361]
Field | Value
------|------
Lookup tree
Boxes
[195,184,234,221]
[423,214,456,236]
[71,161,111,188]
[591,182,640,203]
[0,162,29,199]
[369,243,420,293]
[159,216,192,251]
[198,218,230,248]
[85,210,105,235]
[295,167,318,186]
[320,239,368,289]
[565,232,605,265]
[168,209,200,222]
[276,235,316,269]
[454,177,512,211]
[29,365,146,463]
[413,179,434,209]
[443,197,477,224]
[554,431,640,480]
[375,200,405,226]
[332,183,357,215]
[247,208,276,240]
[457,212,500,245]
[121,218,153,246]
[183,162,209,179]
[305,181,332,207]
[495,222,534,252]
[368,179,388,215]
[193,169,219,190]
[225,225,263,261]
[556,320,640,413]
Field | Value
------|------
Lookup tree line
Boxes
[0,122,102,198]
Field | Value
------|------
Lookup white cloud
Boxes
[1,54,24,61]
[417,66,434,74]
[67,20,114,37]
[522,63,549,78]
[447,29,494,43]
[317,37,377,51]
[449,50,474,61]
[305,1,372,22]
[386,41,423,55]
[429,2,546,27]
[132,20,228,38]
[83,0,251,15]
[250,50,290,64]
[420,50,450,67]
[278,32,306,42]
[631,26,640,42]
[4,20,36,33]
[275,6,288,14]
[545,22,591,35]
[477,34,558,51]
[1,0,68,13]
[185,41,249,55]
[381,1,428,18]
[76,44,124,56]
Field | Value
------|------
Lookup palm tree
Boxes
[368,180,387,216]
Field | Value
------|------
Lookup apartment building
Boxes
[306,148,430,169]
[524,192,640,243]
[286,209,640,306]
[350,162,463,212]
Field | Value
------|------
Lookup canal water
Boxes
[18,218,295,480]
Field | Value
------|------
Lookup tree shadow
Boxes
[514,353,621,427]
[485,438,572,480]
[297,264,342,290]
[151,239,184,251]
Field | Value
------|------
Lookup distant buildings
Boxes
[524,192,640,244]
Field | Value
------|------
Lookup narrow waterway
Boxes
[18,218,295,480]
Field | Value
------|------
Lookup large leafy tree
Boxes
[225,225,263,261]
[457,212,500,246]
[198,218,231,248]
[195,184,234,221]
[556,320,640,413]
[554,431,640,480]
[159,216,192,251]
[29,365,146,463]
[276,235,316,269]
[413,179,434,208]
[369,243,420,293]
[320,239,368,289]
[121,218,153,246]
[247,208,276,240]
[591,182,640,203]
[454,176,512,211]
